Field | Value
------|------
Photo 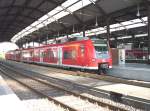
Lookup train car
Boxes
[5,50,16,60]
[6,37,112,73]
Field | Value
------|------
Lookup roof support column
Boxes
[19,38,23,49]
[83,26,85,37]
[67,33,69,39]
[106,18,111,46]
[25,42,26,48]
[148,3,150,63]
[32,39,34,47]
[38,37,40,46]
[114,37,118,48]
[131,34,135,49]
[46,34,49,45]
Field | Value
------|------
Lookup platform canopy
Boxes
[0,0,149,45]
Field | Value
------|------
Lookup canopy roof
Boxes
[0,0,148,44]
[0,0,66,42]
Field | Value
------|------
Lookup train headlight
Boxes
[92,58,96,62]
[102,59,106,62]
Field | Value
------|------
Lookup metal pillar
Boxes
[148,3,150,63]
[83,26,85,37]
[25,42,26,48]
[106,18,111,46]
[46,34,48,45]
[66,33,69,41]
[38,37,40,46]
[132,34,135,49]
[55,37,57,43]
[20,38,23,49]
[114,37,118,48]
[32,39,34,47]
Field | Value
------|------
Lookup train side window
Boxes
[40,51,44,57]
[34,50,40,57]
[30,51,33,57]
[63,50,76,59]
[64,51,72,59]
[43,52,47,57]
[48,50,54,58]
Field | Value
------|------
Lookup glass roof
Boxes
[11,0,97,43]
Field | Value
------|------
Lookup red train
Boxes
[5,37,112,73]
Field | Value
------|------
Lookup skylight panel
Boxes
[42,19,51,26]
[126,23,146,29]
[53,11,69,20]
[68,0,91,12]
[36,23,45,29]
[110,27,125,32]
[96,30,107,34]
[25,26,33,31]
[130,18,141,23]
[121,18,142,26]
[135,33,148,38]
[47,6,63,16]
[110,23,121,28]
[61,0,79,7]
[117,36,132,39]
[38,14,49,21]
[121,21,133,25]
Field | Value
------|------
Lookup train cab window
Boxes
[94,44,108,52]
[94,44,109,59]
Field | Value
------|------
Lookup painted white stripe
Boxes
[34,61,98,70]
[21,60,111,70]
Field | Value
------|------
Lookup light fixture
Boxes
[73,25,75,32]
[95,16,98,27]
[136,4,140,17]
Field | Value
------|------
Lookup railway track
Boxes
[1,61,150,110]
[0,63,128,111]
[6,60,150,88]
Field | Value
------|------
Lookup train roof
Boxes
[11,37,106,52]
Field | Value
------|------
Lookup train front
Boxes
[91,38,112,73]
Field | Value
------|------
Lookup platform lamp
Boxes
[136,4,140,17]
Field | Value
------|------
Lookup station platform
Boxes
[108,63,150,82]
[0,74,29,111]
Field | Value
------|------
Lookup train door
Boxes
[40,49,44,62]
[80,44,85,66]
[58,47,62,65]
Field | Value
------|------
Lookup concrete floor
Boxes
[108,63,150,82]
[0,75,29,111]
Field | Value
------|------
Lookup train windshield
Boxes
[92,40,109,59]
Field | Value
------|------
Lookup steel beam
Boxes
[148,3,150,63]
[106,18,111,45]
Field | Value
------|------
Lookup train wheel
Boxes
[80,68,85,72]
[98,68,106,75]
[98,69,102,75]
